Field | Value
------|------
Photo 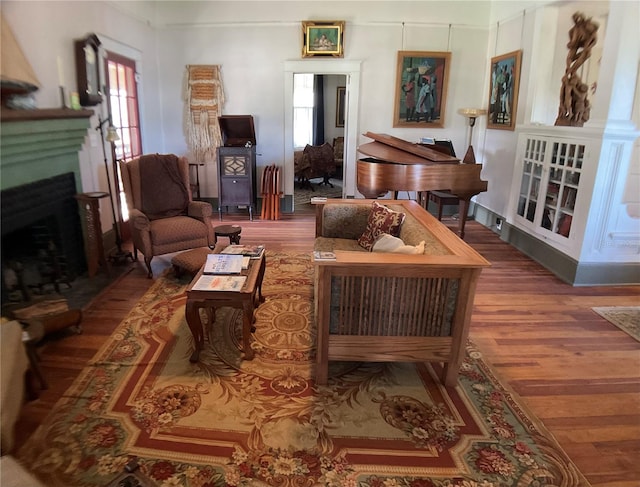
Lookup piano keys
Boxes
[357,132,488,239]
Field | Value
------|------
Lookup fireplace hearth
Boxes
[1,172,86,303]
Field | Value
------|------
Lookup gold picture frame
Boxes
[394,51,451,128]
[302,21,344,58]
[487,50,522,130]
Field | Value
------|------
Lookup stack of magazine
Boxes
[221,244,265,259]
[192,253,247,291]
[203,254,243,274]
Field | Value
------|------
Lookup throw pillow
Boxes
[372,234,425,254]
[357,201,406,251]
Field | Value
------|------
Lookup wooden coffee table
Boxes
[185,252,266,362]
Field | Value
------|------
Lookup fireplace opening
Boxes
[1,172,86,304]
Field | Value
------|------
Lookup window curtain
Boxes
[185,65,225,163]
[312,75,325,146]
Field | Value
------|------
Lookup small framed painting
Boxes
[394,51,451,128]
[302,21,344,58]
[487,50,522,130]
[336,86,346,127]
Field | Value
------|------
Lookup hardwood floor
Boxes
[12,212,640,486]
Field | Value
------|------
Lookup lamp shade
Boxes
[0,13,40,96]
[458,108,487,119]
[106,126,120,142]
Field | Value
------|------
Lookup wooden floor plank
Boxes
[10,213,639,486]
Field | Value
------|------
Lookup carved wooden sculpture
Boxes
[555,12,599,127]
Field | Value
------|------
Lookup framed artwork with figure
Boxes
[302,21,344,57]
[487,50,522,130]
[393,51,451,128]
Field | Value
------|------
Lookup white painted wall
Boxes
[2,1,160,233]
[154,11,491,200]
[2,0,638,247]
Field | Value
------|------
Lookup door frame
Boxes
[283,60,362,200]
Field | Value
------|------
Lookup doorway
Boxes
[292,73,346,212]
[283,60,362,212]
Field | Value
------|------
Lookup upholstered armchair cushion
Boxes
[120,154,214,277]
[304,143,336,179]
[188,200,213,220]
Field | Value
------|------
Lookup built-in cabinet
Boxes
[514,134,586,244]
[505,124,639,285]
[508,128,604,266]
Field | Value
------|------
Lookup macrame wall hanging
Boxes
[185,65,225,163]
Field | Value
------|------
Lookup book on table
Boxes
[203,254,244,274]
[221,244,265,259]
[313,251,336,260]
[192,275,247,292]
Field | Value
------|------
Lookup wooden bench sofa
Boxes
[313,199,490,387]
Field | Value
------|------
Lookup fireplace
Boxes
[1,108,93,305]
[1,172,86,302]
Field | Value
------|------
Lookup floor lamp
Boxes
[97,117,133,264]
[458,108,487,163]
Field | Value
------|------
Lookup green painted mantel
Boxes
[1,108,93,191]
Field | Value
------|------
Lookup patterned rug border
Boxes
[592,306,640,342]
[18,251,592,487]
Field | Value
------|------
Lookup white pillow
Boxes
[372,234,425,254]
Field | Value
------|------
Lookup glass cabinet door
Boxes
[514,136,584,241]
[542,142,583,238]
[517,138,547,223]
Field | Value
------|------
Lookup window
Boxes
[293,73,314,149]
[105,52,142,220]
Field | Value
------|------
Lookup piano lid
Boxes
[358,132,459,165]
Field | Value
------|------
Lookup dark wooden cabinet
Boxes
[217,116,257,220]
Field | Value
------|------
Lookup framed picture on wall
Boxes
[302,21,345,57]
[393,51,451,128]
[336,86,346,127]
[487,50,522,130]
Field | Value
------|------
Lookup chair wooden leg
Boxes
[144,257,153,278]
[319,174,334,187]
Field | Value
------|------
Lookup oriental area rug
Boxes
[17,251,590,487]
[294,178,343,213]
[592,306,640,342]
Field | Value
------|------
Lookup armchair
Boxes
[119,154,214,277]
[304,142,336,188]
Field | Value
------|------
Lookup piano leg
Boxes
[457,199,470,239]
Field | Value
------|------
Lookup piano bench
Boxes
[427,191,460,220]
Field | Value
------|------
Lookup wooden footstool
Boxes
[214,224,242,245]
[171,247,212,276]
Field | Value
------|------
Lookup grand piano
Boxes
[357,132,488,238]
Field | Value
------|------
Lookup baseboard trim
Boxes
[472,204,639,286]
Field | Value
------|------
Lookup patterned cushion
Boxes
[357,201,406,251]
